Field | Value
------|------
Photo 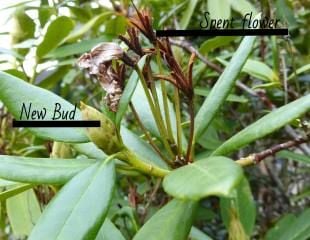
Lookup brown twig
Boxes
[237,136,308,166]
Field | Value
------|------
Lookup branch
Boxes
[236,136,308,166]
[170,38,310,155]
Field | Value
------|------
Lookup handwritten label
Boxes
[20,102,77,120]
[200,12,281,30]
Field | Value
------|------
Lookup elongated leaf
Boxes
[29,160,115,240]
[121,127,168,169]
[180,0,199,29]
[46,36,112,59]
[189,227,213,240]
[0,184,33,201]
[230,0,257,16]
[213,95,310,156]
[0,155,95,184]
[95,218,125,240]
[36,16,75,58]
[11,7,35,45]
[133,199,197,240]
[217,58,279,83]
[220,177,256,237]
[73,142,107,160]
[288,64,310,80]
[116,56,147,127]
[194,36,256,140]
[65,12,111,42]
[0,178,19,187]
[7,189,41,238]
[199,36,237,54]
[194,87,248,103]
[265,214,296,240]
[159,1,187,27]
[277,150,310,164]
[132,82,187,150]
[163,157,243,200]
[0,71,89,142]
[0,47,24,60]
[265,209,310,240]
[243,59,279,83]
[208,0,230,20]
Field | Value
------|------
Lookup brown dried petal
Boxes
[78,42,124,75]
[78,42,126,112]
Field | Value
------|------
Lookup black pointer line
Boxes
[12,120,100,128]
[156,28,289,37]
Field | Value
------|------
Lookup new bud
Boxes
[80,102,124,154]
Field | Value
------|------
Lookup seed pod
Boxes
[80,102,124,154]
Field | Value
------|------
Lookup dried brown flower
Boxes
[129,8,156,43]
[78,42,129,112]
[119,27,144,56]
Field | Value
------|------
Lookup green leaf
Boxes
[0,179,19,187]
[275,0,298,30]
[69,6,92,23]
[132,82,187,150]
[45,36,112,59]
[189,227,213,240]
[212,95,310,156]
[243,59,279,83]
[180,0,199,29]
[0,155,94,184]
[194,87,248,103]
[6,189,41,238]
[217,58,279,83]
[104,15,127,35]
[133,199,197,240]
[199,36,237,54]
[288,64,310,80]
[121,127,168,169]
[0,71,89,142]
[73,142,107,160]
[194,36,256,140]
[95,218,126,240]
[197,124,222,150]
[11,7,35,45]
[159,1,187,27]
[0,183,34,201]
[265,214,296,240]
[4,69,28,80]
[265,209,310,240]
[38,6,55,27]
[116,56,147,127]
[220,177,256,237]
[230,0,257,16]
[163,157,243,200]
[65,12,112,42]
[208,0,231,20]
[0,47,24,60]
[277,150,310,164]
[36,16,75,58]
[38,65,71,89]
[29,160,115,240]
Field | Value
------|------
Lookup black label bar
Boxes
[12,120,100,128]
[156,29,289,37]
